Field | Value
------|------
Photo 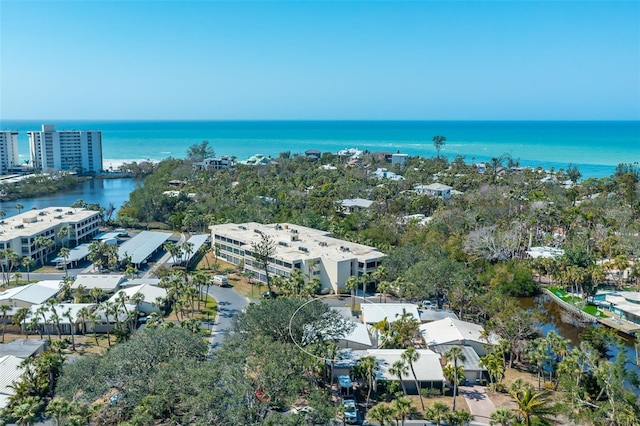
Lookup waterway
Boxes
[522,293,639,375]
[0,177,139,219]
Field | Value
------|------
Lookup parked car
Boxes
[262,291,278,299]
[342,398,357,424]
[421,300,434,309]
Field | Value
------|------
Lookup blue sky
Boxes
[1,0,638,120]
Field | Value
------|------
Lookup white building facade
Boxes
[28,124,103,173]
[0,207,101,262]
[210,222,386,294]
[0,131,20,174]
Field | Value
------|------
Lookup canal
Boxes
[0,177,139,219]
[522,293,639,374]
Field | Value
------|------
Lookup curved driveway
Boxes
[205,285,250,353]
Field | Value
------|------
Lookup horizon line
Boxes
[2,118,639,123]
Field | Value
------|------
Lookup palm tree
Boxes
[445,346,466,411]
[401,347,425,410]
[425,401,450,425]
[490,407,518,426]
[181,241,194,267]
[62,309,76,351]
[11,395,42,426]
[45,397,71,426]
[367,403,395,426]
[14,203,24,214]
[359,273,371,301]
[57,225,70,248]
[357,355,378,409]
[34,236,54,267]
[447,410,473,426]
[57,247,70,277]
[13,307,30,338]
[389,359,409,396]
[22,257,35,283]
[345,275,359,312]
[391,397,414,426]
[432,135,447,158]
[509,381,557,426]
[0,304,10,343]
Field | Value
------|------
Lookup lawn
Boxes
[547,287,608,318]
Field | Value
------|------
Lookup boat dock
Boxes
[597,317,640,337]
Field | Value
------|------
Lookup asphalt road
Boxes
[205,284,251,353]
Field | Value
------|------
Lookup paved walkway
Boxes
[459,386,496,425]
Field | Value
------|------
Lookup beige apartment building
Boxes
[0,207,101,261]
[209,222,385,294]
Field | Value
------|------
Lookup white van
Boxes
[212,275,228,287]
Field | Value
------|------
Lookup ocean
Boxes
[1,120,639,178]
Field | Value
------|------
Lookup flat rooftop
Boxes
[0,207,100,241]
[210,222,384,263]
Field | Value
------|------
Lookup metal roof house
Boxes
[420,317,498,357]
[71,275,125,294]
[108,284,167,314]
[0,282,60,309]
[0,355,25,409]
[354,349,445,394]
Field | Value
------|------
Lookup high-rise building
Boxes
[28,124,103,173]
[0,131,20,175]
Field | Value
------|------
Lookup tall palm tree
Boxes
[13,307,30,338]
[22,257,35,283]
[14,203,24,214]
[445,345,466,411]
[357,355,378,409]
[401,347,425,410]
[62,309,76,351]
[432,135,447,158]
[57,225,70,248]
[34,236,54,267]
[345,275,359,312]
[0,304,10,342]
[57,247,70,277]
[389,359,409,396]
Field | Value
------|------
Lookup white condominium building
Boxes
[209,222,386,294]
[0,131,20,174]
[28,124,103,173]
[0,207,101,262]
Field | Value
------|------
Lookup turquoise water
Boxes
[2,120,638,178]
